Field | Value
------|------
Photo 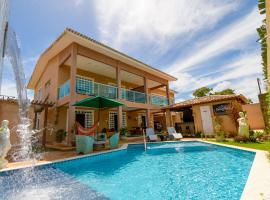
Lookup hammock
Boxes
[77,122,98,136]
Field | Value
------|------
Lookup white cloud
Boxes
[93,0,240,51]
[171,51,263,102]
[167,7,262,73]
[213,81,231,92]
[0,80,17,97]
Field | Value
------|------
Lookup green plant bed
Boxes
[207,139,270,151]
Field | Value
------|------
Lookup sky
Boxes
[1,0,265,102]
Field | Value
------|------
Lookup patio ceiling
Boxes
[76,55,161,88]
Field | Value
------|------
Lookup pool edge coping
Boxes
[200,140,270,200]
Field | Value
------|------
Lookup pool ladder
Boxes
[143,129,147,151]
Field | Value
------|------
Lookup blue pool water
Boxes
[0,142,255,200]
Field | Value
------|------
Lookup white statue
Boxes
[237,112,249,137]
[0,120,11,169]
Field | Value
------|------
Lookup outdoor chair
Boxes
[109,133,119,149]
[167,127,183,140]
[146,128,158,142]
[75,135,94,154]
[94,132,107,150]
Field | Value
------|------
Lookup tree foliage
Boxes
[257,0,267,84]
[193,87,212,97]
[193,87,235,97]
[214,89,235,95]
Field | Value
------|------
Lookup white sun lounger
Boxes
[167,127,183,140]
[146,128,158,142]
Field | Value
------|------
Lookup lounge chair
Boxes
[167,127,183,140]
[146,128,158,142]
[109,133,119,149]
[75,135,94,154]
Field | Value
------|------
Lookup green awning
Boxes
[73,96,124,109]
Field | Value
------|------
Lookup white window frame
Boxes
[76,75,95,95]
[109,111,127,129]
[37,87,42,100]
[138,113,146,127]
[75,109,94,128]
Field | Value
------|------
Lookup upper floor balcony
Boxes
[58,76,174,106]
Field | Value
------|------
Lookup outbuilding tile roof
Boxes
[170,94,248,109]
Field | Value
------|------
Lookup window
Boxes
[75,110,94,128]
[138,114,146,127]
[76,76,94,95]
[36,113,41,130]
[45,80,51,95]
[213,103,230,115]
[37,88,42,100]
[109,111,127,129]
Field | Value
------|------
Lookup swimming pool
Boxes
[0,141,255,200]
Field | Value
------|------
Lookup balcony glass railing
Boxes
[60,76,174,106]
[150,94,172,106]
[58,80,70,99]
[121,88,146,103]
[76,76,118,99]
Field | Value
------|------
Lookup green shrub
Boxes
[195,131,202,138]
[249,130,265,142]
[234,135,249,143]
[119,127,128,136]
[215,131,227,142]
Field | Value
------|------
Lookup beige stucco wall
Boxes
[192,100,241,135]
[0,100,34,146]
[242,103,265,130]
[34,56,59,102]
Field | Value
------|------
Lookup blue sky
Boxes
[1,0,265,102]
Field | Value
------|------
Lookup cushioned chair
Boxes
[75,135,94,154]
[109,133,119,149]
[146,128,158,142]
[167,127,183,140]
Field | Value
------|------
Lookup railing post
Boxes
[144,77,149,104]
[166,84,170,105]
[67,43,77,145]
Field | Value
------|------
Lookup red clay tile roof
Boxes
[170,94,248,109]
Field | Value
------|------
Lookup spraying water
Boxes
[0,0,9,93]
[0,0,40,162]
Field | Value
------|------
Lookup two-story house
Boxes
[27,28,177,144]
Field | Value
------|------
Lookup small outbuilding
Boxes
[169,94,265,136]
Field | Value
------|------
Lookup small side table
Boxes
[93,141,106,150]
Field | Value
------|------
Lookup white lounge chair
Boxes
[167,127,183,140]
[146,128,158,142]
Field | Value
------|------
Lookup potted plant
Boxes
[119,127,128,138]
[55,129,67,143]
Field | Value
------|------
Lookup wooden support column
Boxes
[116,64,122,131]
[67,44,77,144]
[144,77,151,127]
[42,106,48,146]
[166,84,170,105]
[144,77,149,104]
[146,109,152,128]
[165,108,173,127]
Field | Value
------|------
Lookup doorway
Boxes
[200,106,214,134]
